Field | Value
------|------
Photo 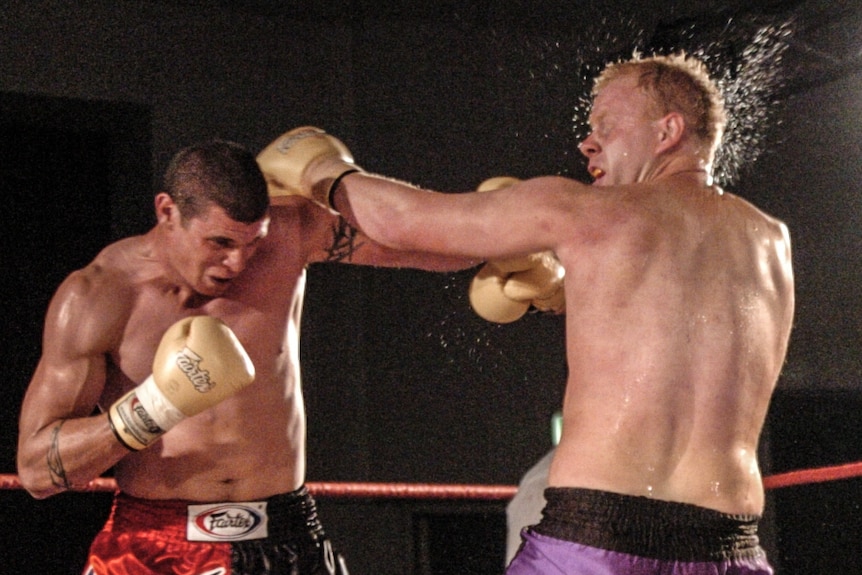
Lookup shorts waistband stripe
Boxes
[533,487,765,561]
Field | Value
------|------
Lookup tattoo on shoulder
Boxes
[48,420,72,490]
[325,217,365,262]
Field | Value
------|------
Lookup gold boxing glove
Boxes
[257,126,362,212]
[468,177,566,323]
[108,316,255,451]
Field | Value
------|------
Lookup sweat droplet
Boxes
[568,14,793,188]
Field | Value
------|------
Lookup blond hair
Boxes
[593,53,726,155]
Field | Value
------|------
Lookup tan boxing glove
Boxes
[256,126,362,212]
[468,177,566,323]
[470,253,566,323]
[531,278,566,314]
[107,316,255,451]
[476,176,521,193]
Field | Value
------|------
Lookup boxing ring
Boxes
[4,461,862,573]
[3,459,862,496]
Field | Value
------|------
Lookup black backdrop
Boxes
[2,1,861,573]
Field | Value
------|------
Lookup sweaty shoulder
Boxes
[710,189,789,241]
[518,175,624,238]
[721,191,793,279]
[46,238,141,355]
[733,189,787,225]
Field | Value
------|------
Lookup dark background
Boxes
[1,0,861,573]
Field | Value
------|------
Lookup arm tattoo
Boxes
[325,217,365,262]
[48,420,72,490]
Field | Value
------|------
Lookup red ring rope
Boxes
[761,460,862,490]
[1,461,860,497]
[0,475,517,498]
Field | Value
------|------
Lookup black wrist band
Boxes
[327,168,361,210]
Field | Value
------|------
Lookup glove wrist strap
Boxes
[323,168,361,212]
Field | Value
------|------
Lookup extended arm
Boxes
[305,204,481,271]
[258,126,574,260]
[260,129,479,272]
[333,172,572,260]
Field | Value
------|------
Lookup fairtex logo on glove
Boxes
[276,127,325,154]
[187,502,268,541]
[130,395,163,435]
[176,347,215,393]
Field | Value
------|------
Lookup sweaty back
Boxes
[552,180,792,516]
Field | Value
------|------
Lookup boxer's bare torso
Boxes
[18,195,469,502]
[104,199,316,501]
[334,70,794,518]
[547,175,793,516]
[340,168,793,517]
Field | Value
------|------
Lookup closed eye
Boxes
[210,237,235,249]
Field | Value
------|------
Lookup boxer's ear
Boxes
[154,193,177,225]
[655,112,684,154]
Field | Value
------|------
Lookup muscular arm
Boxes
[333,173,582,260]
[282,194,480,270]
[17,269,131,499]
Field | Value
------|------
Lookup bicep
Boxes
[20,352,107,435]
[19,277,113,439]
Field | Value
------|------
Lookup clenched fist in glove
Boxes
[108,316,255,451]
[257,126,362,211]
[468,177,566,323]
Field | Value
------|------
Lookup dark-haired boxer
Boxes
[271,51,793,575]
[17,139,477,574]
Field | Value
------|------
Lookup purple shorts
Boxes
[506,488,773,575]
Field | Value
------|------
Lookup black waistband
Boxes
[111,485,326,542]
[533,487,765,562]
[264,485,326,540]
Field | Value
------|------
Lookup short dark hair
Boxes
[162,140,268,223]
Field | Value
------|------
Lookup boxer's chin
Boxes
[200,276,232,296]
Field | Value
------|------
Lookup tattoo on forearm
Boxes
[48,420,72,490]
[325,217,364,262]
